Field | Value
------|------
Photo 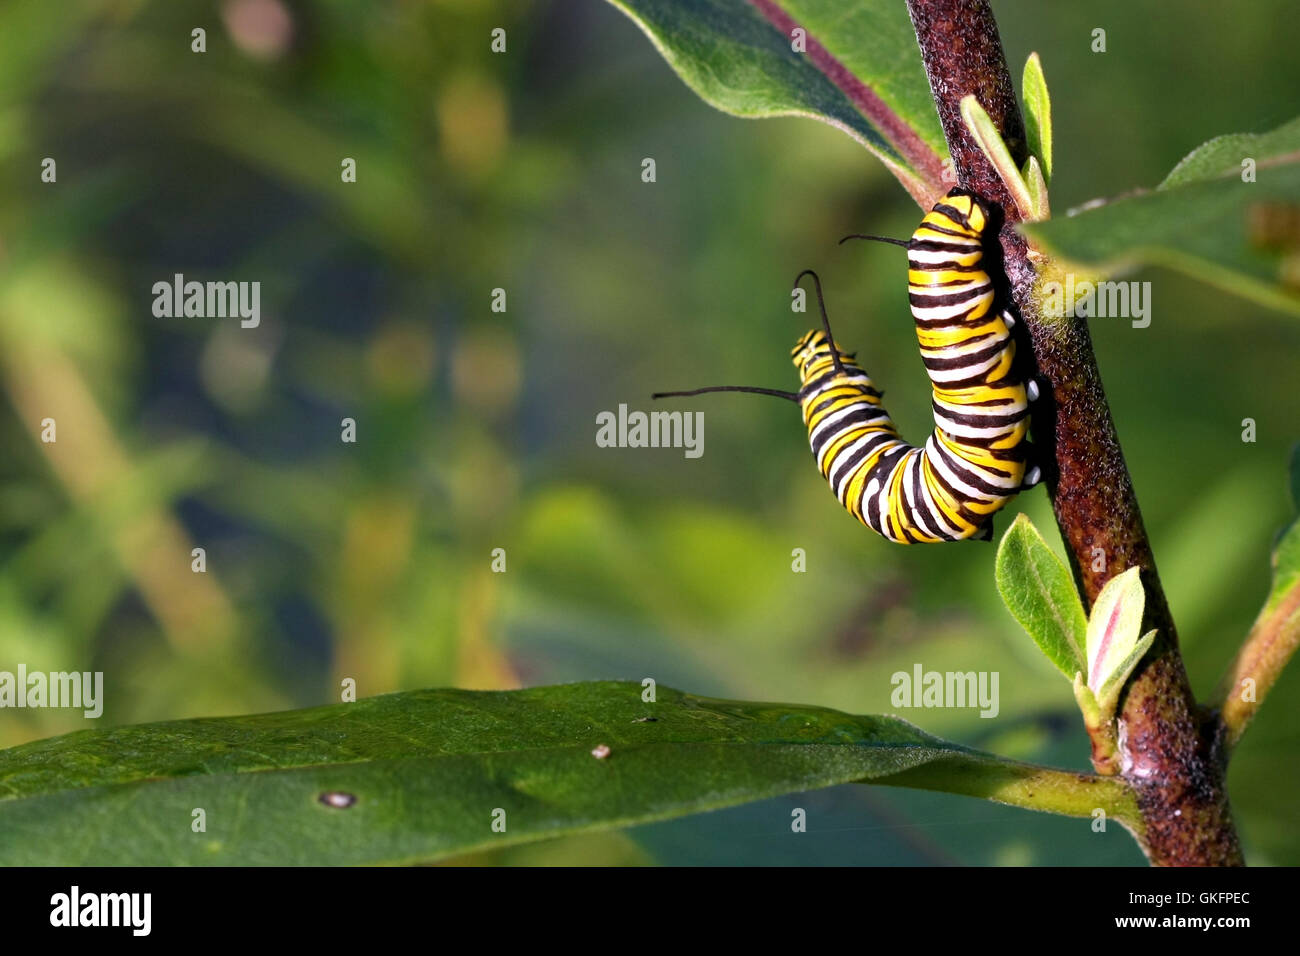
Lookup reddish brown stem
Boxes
[905,0,1242,865]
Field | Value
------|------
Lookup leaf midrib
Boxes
[0,737,965,805]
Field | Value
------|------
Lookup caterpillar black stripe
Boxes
[654,187,1040,544]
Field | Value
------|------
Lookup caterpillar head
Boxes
[791,329,856,382]
[937,187,989,236]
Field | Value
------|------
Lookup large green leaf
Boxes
[1023,116,1300,315]
[605,0,947,203]
[0,681,1131,864]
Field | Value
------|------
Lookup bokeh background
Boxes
[1,0,1297,865]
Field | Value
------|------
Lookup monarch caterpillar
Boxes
[654,187,1040,544]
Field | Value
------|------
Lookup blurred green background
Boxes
[0,0,1296,865]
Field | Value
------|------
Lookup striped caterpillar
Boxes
[655,187,1040,543]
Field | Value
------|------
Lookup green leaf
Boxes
[994,514,1088,679]
[1085,567,1148,699]
[1265,443,1300,614]
[0,681,1129,864]
[1022,116,1300,316]
[1024,154,1050,221]
[961,95,1034,221]
[1021,52,1052,184]
[605,0,948,203]
[1160,118,1300,189]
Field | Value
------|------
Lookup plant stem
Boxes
[878,752,1144,834]
[905,0,1242,866]
[1217,584,1300,749]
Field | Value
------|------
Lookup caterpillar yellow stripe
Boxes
[655,187,1039,544]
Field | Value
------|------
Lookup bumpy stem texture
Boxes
[905,0,1242,865]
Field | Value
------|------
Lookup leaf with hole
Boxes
[0,681,1135,864]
